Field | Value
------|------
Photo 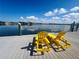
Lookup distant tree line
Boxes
[0,21,5,25]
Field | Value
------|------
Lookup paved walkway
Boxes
[0,32,79,59]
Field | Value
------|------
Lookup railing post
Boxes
[70,21,75,32]
[75,23,79,31]
[18,23,22,36]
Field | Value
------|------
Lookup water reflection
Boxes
[0,25,70,36]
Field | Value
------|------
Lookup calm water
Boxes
[0,25,70,36]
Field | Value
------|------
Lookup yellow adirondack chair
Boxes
[47,32,71,51]
[35,32,51,55]
[30,31,71,55]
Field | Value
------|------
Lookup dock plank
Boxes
[0,32,79,59]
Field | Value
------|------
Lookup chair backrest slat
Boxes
[55,32,66,40]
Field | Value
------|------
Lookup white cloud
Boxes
[62,12,79,23]
[52,20,63,23]
[53,9,58,13]
[63,15,71,18]
[68,13,79,16]
[19,6,79,24]
[52,16,60,20]
[70,6,79,11]
[26,16,38,20]
[26,13,79,23]
[26,16,38,22]
[40,18,49,23]
[69,13,79,23]
[63,13,79,18]
[58,8,68,14]
[44,8,68,17]
[26,16,50,23]
[19,16,24,22]
[51,17,64,23]
[44,9,59,16]
[19,16,24,20]
[50,12,79,23]
[44,11,54,16]
[62,17,73,23]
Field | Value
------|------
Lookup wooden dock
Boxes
[0,32,79,59]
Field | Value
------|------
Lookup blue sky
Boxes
[0,0,79,22]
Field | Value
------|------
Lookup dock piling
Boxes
[18,23,22,36]
[70,21,75,32]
